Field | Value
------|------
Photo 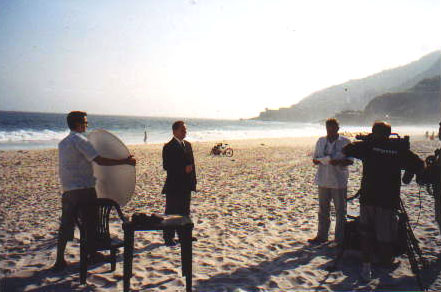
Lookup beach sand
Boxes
[1,137,441,291]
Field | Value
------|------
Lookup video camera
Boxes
[355,133,410,151]
[356,132,415,184]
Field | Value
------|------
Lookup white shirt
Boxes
[174,136,186,148]
[173,136,184,144]
[313,135,353,188]
[58,131,99,192]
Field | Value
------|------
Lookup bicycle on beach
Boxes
[210,143,233,157]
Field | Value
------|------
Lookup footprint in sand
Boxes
[159,268,177,275]
[88,274,116,287]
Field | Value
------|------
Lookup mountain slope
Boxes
[363,76,440,123]
[256,51,440,122]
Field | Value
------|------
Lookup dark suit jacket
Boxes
[161,138,197,195]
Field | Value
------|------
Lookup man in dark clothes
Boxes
[162,121,197,246]
[343,121,424,281]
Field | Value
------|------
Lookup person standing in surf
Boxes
[53,111,136,271]
[144,126,148,143]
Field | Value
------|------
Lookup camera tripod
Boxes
[398,198,425,291]
[329,194,425,290]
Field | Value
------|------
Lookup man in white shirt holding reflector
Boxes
[53,111,136,271]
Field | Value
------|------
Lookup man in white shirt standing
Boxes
[53,111,136,271]
[309,118,353,246]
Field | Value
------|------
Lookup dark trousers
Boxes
[163,191,191,241]
[58,188,97,253]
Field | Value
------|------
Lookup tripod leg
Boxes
[400,199,425,291]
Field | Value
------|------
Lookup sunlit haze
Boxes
[0,0,439,119]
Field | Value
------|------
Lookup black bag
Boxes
[342,213,407,257]
[132,213,164,225]
[343,215,362,251]
[394,211,409,256]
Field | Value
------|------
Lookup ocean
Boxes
[0,111,434,150]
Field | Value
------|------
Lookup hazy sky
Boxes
[0,0,439,119]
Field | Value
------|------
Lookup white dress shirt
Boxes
[174,136,185,148]
[313,135,353,189]
[58,131,99,192]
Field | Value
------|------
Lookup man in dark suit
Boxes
[162,121,197,246]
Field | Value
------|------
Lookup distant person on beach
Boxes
[144,128,148,143]
[343,121,424,281]
[425,131,429,139]
[309,118,353,246]
[162,121,197,246]
[53,111,136,271]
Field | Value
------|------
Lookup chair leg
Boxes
[80,240,88,284]
[111,248,117,271]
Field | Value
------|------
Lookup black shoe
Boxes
[308,237,327,245]
[50,259,68,272]
[375,259,400,270]
[164,239,178,246]
[177,237,198,244]
[328,241,343,249]
[87,252,107,265]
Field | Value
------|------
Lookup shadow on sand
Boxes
[193,242,434,292]
[2,239,440,291]
[0,239,168,292]
[193,242,340,292]
[1,264,89,292]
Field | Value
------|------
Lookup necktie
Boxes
[181,141,186,149]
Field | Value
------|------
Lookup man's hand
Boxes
[93,155,136,166]
[330,159,353,166]
[402,170,415,184]
[125,155,136,166]
[185,165,193,174]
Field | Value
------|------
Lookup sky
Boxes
[0,0,439,119]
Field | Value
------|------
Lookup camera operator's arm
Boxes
[342,141,365,160]
[402,150,424,184]
[331,139,354,166]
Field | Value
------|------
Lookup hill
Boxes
[255,51,440,123]
[364,75,440,123]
